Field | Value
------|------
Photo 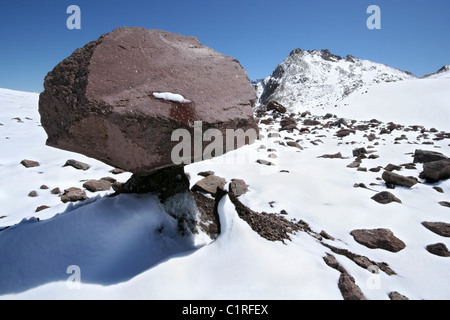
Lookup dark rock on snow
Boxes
[419,159,450,182]
[421,221,450,237]
[61,187,89,203]
[20,159,40,168]
[371,191,402,204]
[382,170,418,188]
[350,228,406,252]
[64,159,90,171]
[413,149,448,163]
[426,243,450,257]
[83,179,112,192]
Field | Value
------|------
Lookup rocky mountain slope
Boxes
[254,49,416,112]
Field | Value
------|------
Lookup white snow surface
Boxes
[153,92,191,104]
[0,84,449,300]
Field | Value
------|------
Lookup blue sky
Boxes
[0,0,449,92]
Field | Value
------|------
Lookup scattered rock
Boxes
[39,27,258,175]
[256,159,275,166]
[197,171,215,177]
[51,187,61,194]
[426,243,450,257]
[335,129,356,137]
[266,101,287,114]
[421,221,450,237]
[20,159,40,168]
[371,191,402,204]
[388,291,409,300]
[303,119,322,126]
[228,189,302,243]
[82,179,112,192]
[382,170,418,188]
[419,159,450,182]
[384,164,402,172]
[285,141,303,150]
[318,152,344,159]
[352,147,367,158]
[28,191,38,197]
[40,185,49,190]
[413,149,448,163]
[433,186,444,193]
[228,179,249,197]
[110,168,126,175]
[191,175,227,197]
[439,201,450,208]
[350,228,406,252]
[338,272,366,300]
[61,187,89,203]
[64,159,90,171]
[35,205,50,213]
[347,160,361,168]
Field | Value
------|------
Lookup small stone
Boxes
[35,205,50,213]
[28,190,38,197]
[83,179,112,192]
[191,175,227,197]
[229,179,249,197]
[61,187,88,203]
[425,243,450,257]
[64,159,90,171]
[256,159,275,166]
[51,187,61,194]
[371,191,402,204]
[388,291,409,300]
[110,168,126,175]
[20,159,40,168]
[439,201,450,208]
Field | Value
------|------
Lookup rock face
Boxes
[39,27,258,174]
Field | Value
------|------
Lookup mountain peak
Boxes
[255,49,416,112]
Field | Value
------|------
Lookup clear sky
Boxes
[1,0,449,93]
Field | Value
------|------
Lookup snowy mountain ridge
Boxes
[255,48,417,113]
[422,65,450,79]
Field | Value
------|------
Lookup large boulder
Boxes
[419,159,450,182]
[39,27,258,174]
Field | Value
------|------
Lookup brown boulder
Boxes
[266,101,287,114]
[191,175,227,197]
[421,221,450,237]
[419,159,450,182]
[371,191,402,204]
[350,228,406,252]
[20,159,40,168]
[83,179,112,192]
[61,187,89,203]
[39,27,258,174]
[413,149,448,163]
[382,170,418,188]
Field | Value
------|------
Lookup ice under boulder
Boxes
[39,27,258,174]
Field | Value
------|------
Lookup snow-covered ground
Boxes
[0,79,449,300]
